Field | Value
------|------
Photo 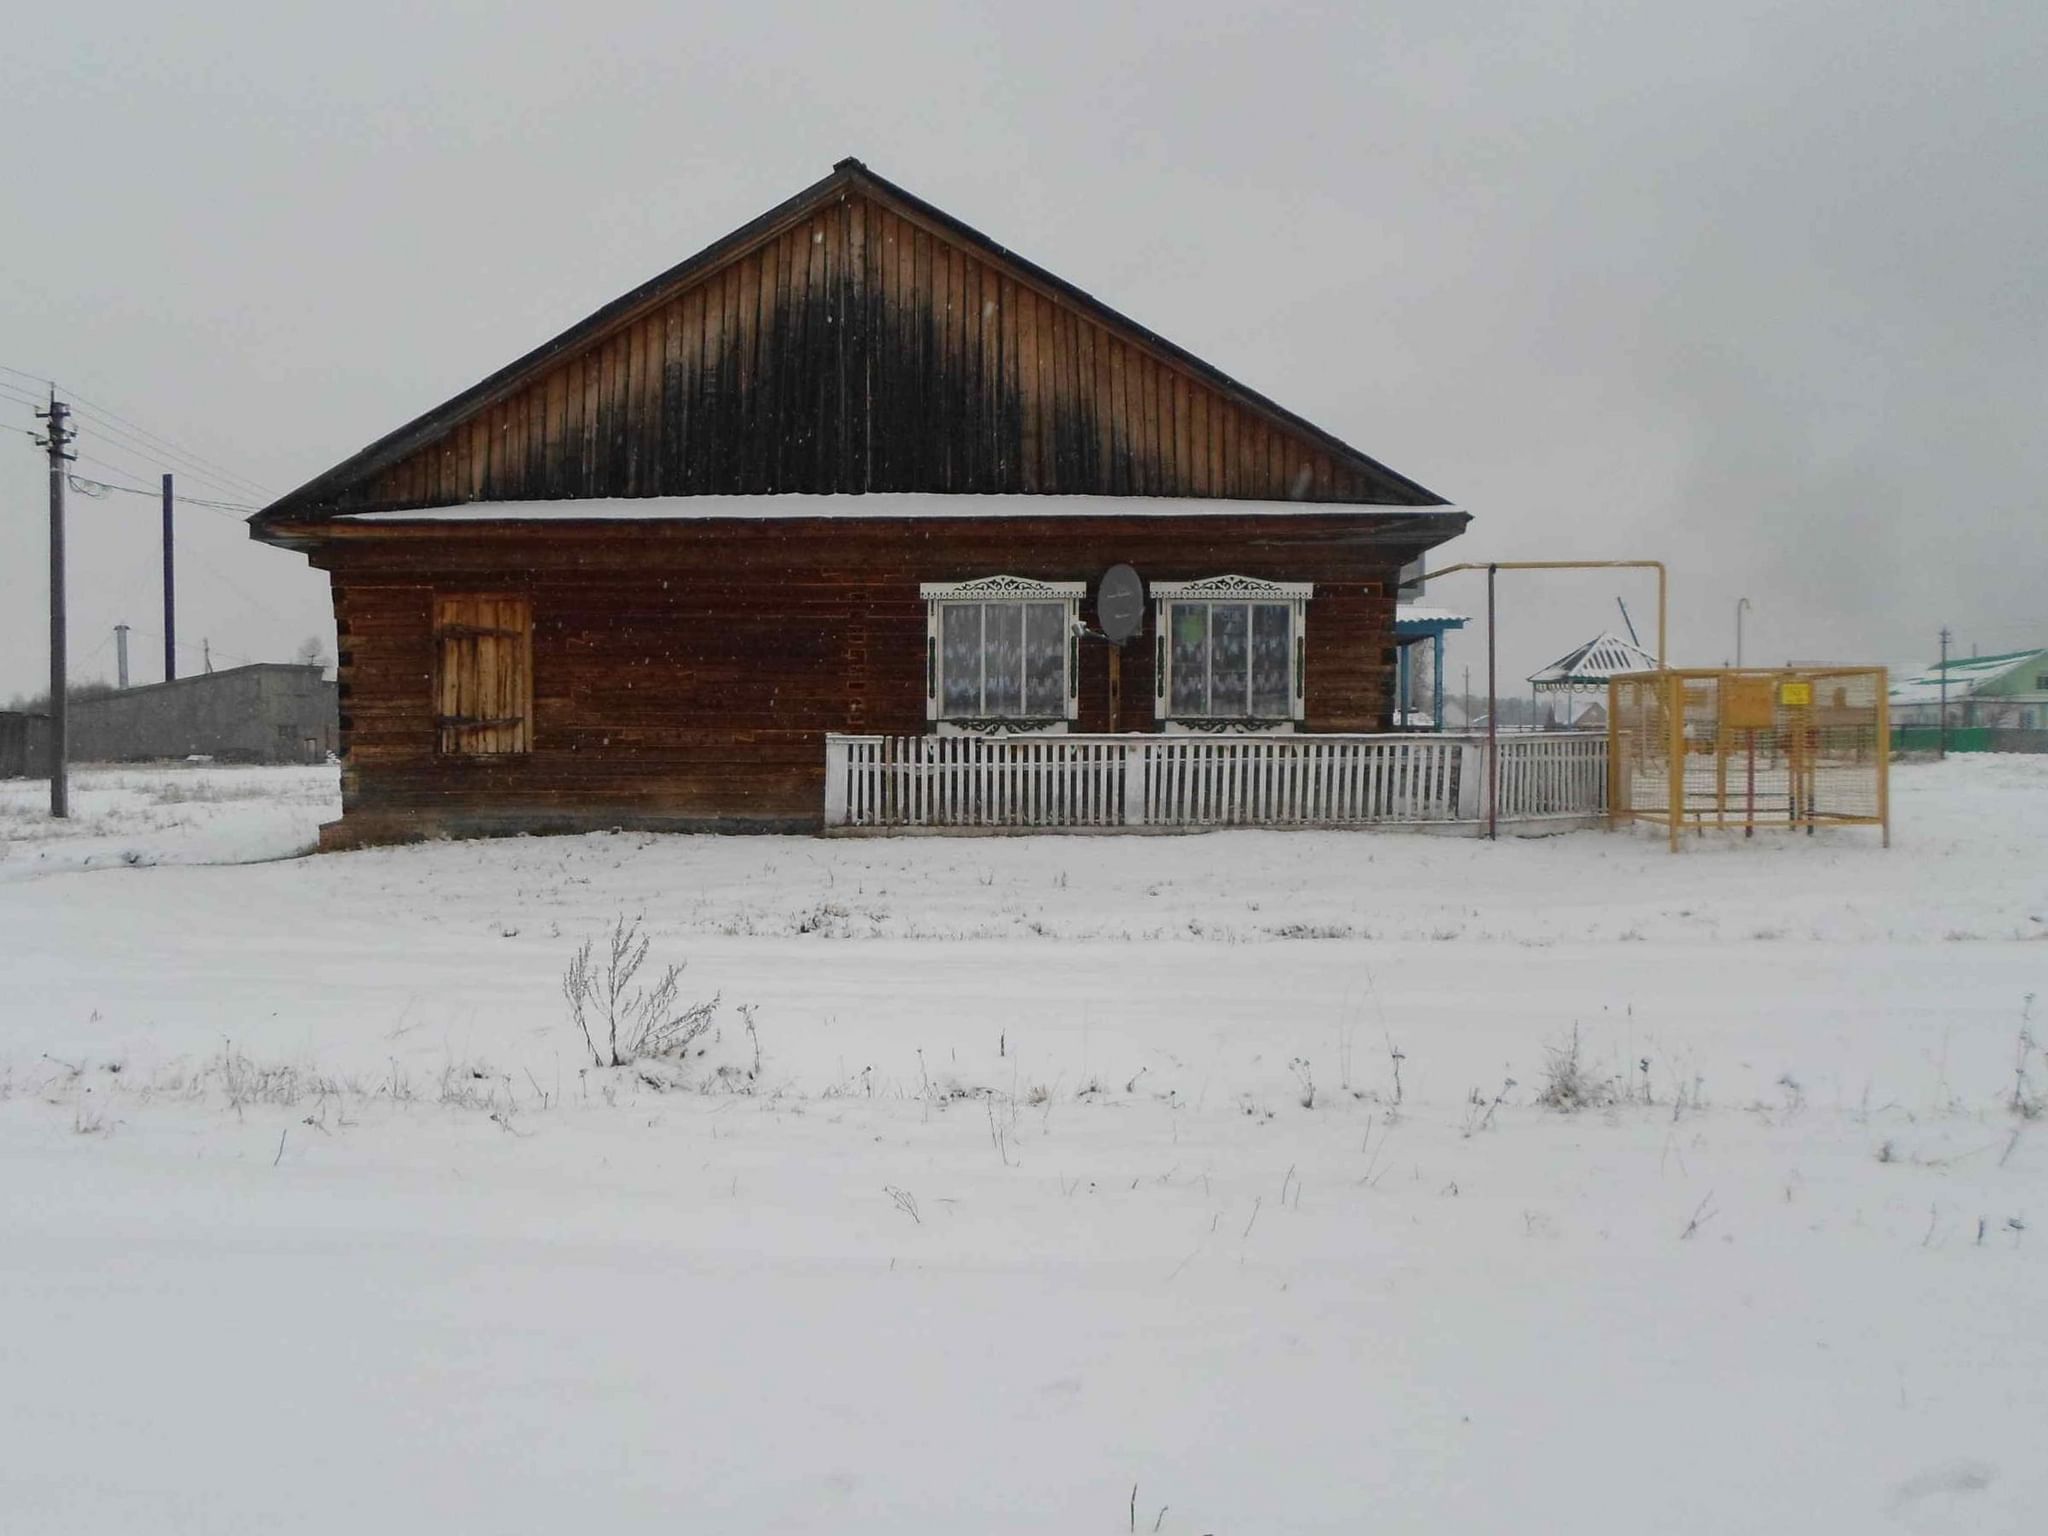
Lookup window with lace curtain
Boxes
[1152,576,1310,728]
[920,577,1084,731]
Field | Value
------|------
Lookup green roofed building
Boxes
[1890,648,2048,750]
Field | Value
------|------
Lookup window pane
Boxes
[1170,603,1209,715]
[1252,603,1292,717]
[941,604,982,716]
[984,602,1024,715]
[1024,603,1066,716]
[1210,604,1248,717]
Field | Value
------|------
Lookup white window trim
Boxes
[921,576,1086,733]
[1153,575,1312,730]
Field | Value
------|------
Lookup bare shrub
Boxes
[1289,1056,1316,1110]
[885,1185,921,1224]
[1536,1025,1614,1112]
[2011,994,2042,1120]
[1461,1076,1515,1136]
[563,914,718,1069]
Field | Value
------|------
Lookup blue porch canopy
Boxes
[1393,604,1468,730]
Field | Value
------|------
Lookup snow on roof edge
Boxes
[1889,648,2048,704]
[334,495,1465,524]
[1395,604,1468,627]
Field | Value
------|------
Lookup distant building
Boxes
[68,663,337,764]
[1544,698,1607,731]
[1889,649,2048,730]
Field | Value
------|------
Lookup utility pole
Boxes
[115,624,130,689]
[1937,626,1951,760]
[34,393,74,818]
[162,473,176,681]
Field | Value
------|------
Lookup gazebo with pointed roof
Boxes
[1529,632,1660,693]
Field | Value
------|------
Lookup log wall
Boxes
[317,514,1415,845]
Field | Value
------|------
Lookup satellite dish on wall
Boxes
[1096,565,1144,644]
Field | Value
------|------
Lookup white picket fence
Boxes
[1490,732,1609,821]
[824,732,1607,830]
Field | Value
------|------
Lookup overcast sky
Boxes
[3,0,2041,705]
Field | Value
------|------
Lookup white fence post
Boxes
[823,736,850,827]
[1456,741,1483,819]
[1122,739,1146,826]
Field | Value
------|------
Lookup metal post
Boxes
[1735,596,1750,668]
[115,624,130,689]
[36,393,72,818]
[1876,671,1891,848]
[1655,564,1667,667]
[1937,626,1950,760]
[1486,563,1498,841]
[1667,672,1683,853]
[162,473,176,681]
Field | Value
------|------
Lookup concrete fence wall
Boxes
[67,664,337,764]
[0,711,53,778]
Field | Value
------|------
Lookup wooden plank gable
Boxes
[255,162,1448,529]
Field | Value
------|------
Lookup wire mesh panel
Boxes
[1607,668,1889,850]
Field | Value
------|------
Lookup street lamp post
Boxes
[1735,596,1751,668]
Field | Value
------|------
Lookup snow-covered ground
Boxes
[2,757,2044,1532]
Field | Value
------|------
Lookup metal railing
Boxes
[824,731,1606,830]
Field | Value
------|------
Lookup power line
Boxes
[65,470,254,518]
[69,452,263,516]
[92,546,172,636]
[0,363,272,501]
[67,393,271,497]
[177,545,309,630]
[65,403,271,502]
[70,437,246,504]
[119,623,262,669]
[71,445,197,492]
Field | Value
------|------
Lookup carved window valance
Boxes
[1153,575,1312,728]
[922,576,1082,730]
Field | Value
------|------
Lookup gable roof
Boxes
[251,158,1458,536]
[1889,648,2048,706]
[1529,632,1660,690]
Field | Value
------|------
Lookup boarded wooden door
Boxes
[434,595,532,754]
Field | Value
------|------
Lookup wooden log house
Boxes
[250,159,1471,846]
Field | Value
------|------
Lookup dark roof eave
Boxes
[255,504,1469,552]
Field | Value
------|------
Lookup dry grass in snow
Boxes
[1,754,2044,1532]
